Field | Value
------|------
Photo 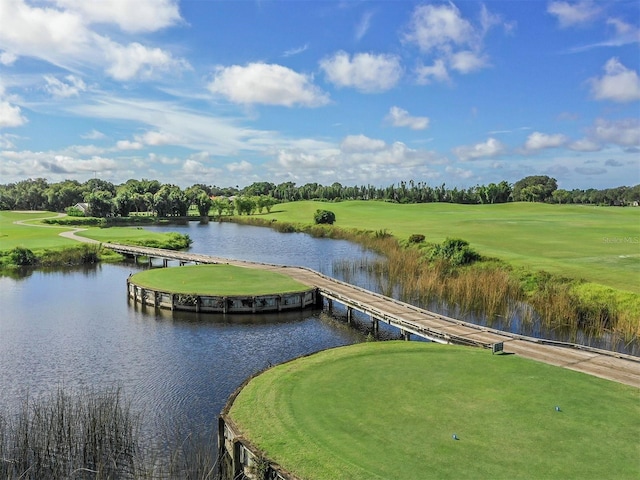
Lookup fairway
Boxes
[0,211,189,252]
[130,264,309,296]
[229,342,639,480]
[0,211,79,250]
[261,201,640,293]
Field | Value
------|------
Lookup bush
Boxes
[65,206,85,217]
[408,234,425,244]
[429,238,481,266]
[8,247,37,266]
[314,209,336,225]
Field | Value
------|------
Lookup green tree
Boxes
[513,176,557,202]
[314,209,336,225]
[85,190,113,217]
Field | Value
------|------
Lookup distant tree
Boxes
[85,190,113,217]
[234,196,256,215]
[513,176,557,202]
[552,189,571,204]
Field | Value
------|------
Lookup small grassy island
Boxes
[128,264,317,313]
[130,264,309,296]
[227,342,639,480]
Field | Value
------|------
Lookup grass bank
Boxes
[131,264,309,296]
[0,211,191,268]
[229,341,640,480]
[230,202,640,342]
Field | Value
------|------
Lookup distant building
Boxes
[73,202,91,215]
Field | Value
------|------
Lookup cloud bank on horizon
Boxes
[0,0,638,189]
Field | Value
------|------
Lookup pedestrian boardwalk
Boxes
[104,243,640,388]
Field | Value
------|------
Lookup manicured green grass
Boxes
[260,201,640,293]
[130,264,309,296]
[0,211,79,249]
[0,211,186,252]
[229,342,639,480]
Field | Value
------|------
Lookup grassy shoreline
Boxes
[0,211,191,269]
[228,202,639,342]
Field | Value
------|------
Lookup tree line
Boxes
[0,176,638,217]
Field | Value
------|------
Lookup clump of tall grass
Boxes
[0,388,139,479]
[0,388,220,480]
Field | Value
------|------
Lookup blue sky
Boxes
[0,0,638,190]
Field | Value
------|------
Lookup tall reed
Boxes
[0,388,220,480]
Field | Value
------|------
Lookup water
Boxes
[0,222,374,443]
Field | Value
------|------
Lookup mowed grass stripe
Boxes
[130,264,309,296]
[229,342,640,480]
[261,201,640,292]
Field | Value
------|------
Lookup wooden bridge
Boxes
[104,243,640,388]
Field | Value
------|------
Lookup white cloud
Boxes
[568,138,601,152]
[0,0,188,81]
[404,3,507,82]
[589,58,640,103]
[524,132,568,151]
[208,63,329,107]
[0,51,17,65]
[53,0,182,33]
[227,160,253,173]
[0,101,27,128]
[416,59,450,84]
[135,130,181,146]
[386,106,430,130]
[590,118,640,147]
[81,129,106,140]
[355,11,374,41]
[453,137,506,161]
[547,1,601,28]
[283,44,308,57]
[319,51,402,93]
[103,41,190,81]
[445,166,474,179]
[404,3,476,53]
[450,50,488,73]
[44,74,87,98]
[340,134,386,153]
[116,140,144,150]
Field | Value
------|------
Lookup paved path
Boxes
[104,243,640,389]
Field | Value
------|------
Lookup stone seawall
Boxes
[127,279,319,314]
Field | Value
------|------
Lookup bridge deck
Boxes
[104,243,640,388]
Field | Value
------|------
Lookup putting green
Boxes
[229,342,639,480]
[130,264,309,296]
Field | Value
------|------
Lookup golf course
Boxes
[258,201,639,294]
[228,341,640,480]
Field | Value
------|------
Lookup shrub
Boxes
[314,209,336,225]
[429,238,481,266]
[408,234,425,244]
[65,206,85,217]
[9,247,37,266]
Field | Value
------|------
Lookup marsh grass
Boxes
[233,217,638,345]
[0,388,220,480]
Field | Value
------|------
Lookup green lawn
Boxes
[259,201,640,293]
[229,342,640,480]
[0,211,185,252]
[0,211,81,249]
[130,264,309,296]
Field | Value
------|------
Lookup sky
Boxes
[0,0,638,190]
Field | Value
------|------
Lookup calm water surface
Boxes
[0,222,374,442]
